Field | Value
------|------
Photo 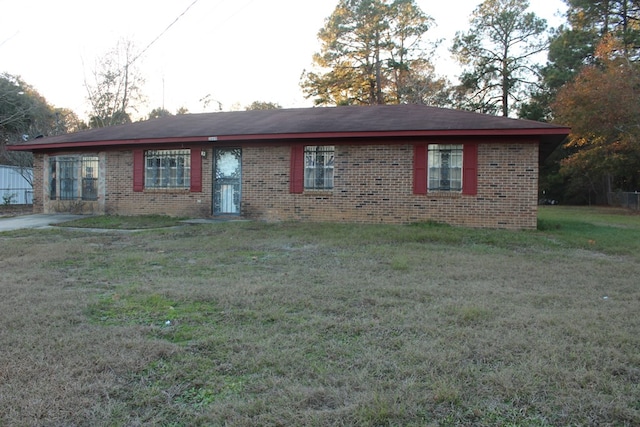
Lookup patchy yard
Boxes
[1,207,639,426]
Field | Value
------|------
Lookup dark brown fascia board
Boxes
[7,127,570,151]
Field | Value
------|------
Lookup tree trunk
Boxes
[603,0,611,36]
[502,54,509,117]
[122,63,129,119]
[375,33,384,105]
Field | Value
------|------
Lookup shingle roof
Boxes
[9,105,569,157]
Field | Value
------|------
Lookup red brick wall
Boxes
[32,153,44,214]
[36,149,212,217]
[33,141,539,229]
[242,142,539,230]
[105,149,212,217]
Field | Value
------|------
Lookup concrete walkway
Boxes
[0,214,86,232]
[0,214,248,233]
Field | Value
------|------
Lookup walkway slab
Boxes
[0,214,86,232]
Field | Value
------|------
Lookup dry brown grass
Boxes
[1,207,639,426]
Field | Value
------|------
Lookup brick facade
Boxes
[31,153,44,214]
[104,150,213,217]
[242,141,538,229]
[33,140,539,229]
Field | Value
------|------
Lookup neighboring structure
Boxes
[0,164,33,205]
[8,105,569,229]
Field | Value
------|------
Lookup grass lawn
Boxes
[1,206,639,426]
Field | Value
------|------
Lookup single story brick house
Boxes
[8,104,569,229]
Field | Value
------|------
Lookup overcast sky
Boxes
[1,0,567,119]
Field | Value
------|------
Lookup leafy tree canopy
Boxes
[301,0,449,106]
[523,0,640,121]
[1,73,53,143]
[146,107,191,119]
[553,36,640,202]
[451,0,547,117]
[245,101,282,110]
[525,0,640,204]
[148,108,173,120]
[1,73,84,168]
[565,0,640,58]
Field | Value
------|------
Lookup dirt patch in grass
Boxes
[58,214,186,229]
[1,208,640,426]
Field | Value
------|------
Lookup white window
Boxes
[49,156,99,200]
[145,150,191,189]
[304,146,334,190]
[428,144,462,192]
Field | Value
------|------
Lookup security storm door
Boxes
[214,148,241,214]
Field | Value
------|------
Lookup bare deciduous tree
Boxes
[84,39,146,128]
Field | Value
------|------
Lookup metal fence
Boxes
[609,192,640,211]
[0,165,33,205]
[1,188,33,205]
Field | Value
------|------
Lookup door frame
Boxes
[212,147,242,215]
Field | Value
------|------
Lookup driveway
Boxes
[0,214,85,232]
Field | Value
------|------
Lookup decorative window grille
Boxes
[428,144,463,192]
[144,150,191,189]
[304,146,334,190]
[49,156,99,200]
[81,157,99,201]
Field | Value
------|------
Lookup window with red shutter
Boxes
[134,149,202,192]
[414,143,478,195]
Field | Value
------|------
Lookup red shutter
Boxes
[413,144,427,195]
[290,145,304,194]
[190,148,202,192]
[462,143,478,196]
[133,149,144,192]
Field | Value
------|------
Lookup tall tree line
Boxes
[451,0,548,117]
[3,0,640,205]
[302,0,640,205]
[300,0,451,106]
[0,73,84,172]
[532,0,640,204]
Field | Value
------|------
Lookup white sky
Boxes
[1,0,567,120]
